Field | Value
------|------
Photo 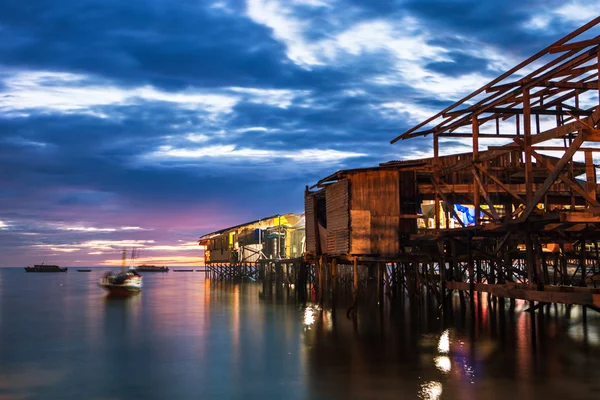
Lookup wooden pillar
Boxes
[594,241,599,275]
[533,236,544,290]
[580,239,587,287]
[585,150,596,205]
[392,262,398,299]
[434,134,440,229]
[438,240,447,311]
[353,257,359,307]
[468,240,475,299]
[526,232,536,288]
[523,88,533,209]
[318,256,324,306]
[472,115,480,225]
[377,262,384,306]
[331,258,338,307]
[560,243,568,285]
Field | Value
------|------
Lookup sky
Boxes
[0,0,598,266]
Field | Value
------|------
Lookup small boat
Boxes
[98,269,142,295]
[25,264,67,272]
[77,269,92,272]
[136,265,169,272]
[98,249,142,295]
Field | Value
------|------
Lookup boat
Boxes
[98,269,142,295]
[77,269,92,272]
[136,265,169,272]
[25,264,67,272]
[98,249,142,295]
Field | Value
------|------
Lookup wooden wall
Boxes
[305,191,318,254]
[326,180,350,255]
[349,170,401,257]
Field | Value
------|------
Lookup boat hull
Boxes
[99,271,142,296]
[98,283,142,296]
[136,266,169,272]
[25,266,68,272]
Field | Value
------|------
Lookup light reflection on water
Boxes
[0,268,599,399]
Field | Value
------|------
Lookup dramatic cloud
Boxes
[0,0,598,265]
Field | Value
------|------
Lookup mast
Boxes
[131,248,136,270]
[121,248,127,272]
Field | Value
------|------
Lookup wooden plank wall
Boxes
[350,210,371,254]
[349,170,400,256]
[326,180,350,255]
[304,192,318,253]
[400,170,417,234]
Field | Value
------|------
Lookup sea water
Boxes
[0,268,599,399]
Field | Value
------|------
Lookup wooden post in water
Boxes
[318,256,324,306]
[377,262,384,307]
[353,257,359,314]
[439,240,447,313]
[331,258,338,309]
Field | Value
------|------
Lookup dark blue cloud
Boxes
[425,51,491,77]
[403,0,574,55]
[0,0,320,90]
[0,0,596,265]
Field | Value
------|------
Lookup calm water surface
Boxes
[0,268,599,399]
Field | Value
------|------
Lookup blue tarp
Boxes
[454,205,484,225]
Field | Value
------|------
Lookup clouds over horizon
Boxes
[0,0,598,265]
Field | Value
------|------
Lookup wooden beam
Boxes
[447,48,600,134]
[438,133,520,138]
[434,134,440,230]
[494,232,511,255]
[474,164,526,204]
[524,88,533,208]
[554,64,598,78]
[538,80,599,90]
[446,107,593,117]
[472,167,500,221]
[391,17,600,143]
[560,212,600,223]
[586,150,597,202]
[514,138,600,207]
[473,115,480,226]
[431,179,466,228]
[531,106,600,144]
[445,281,600,306]
[549,37,600,53]
[519,131,585,221]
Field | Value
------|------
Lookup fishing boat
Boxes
[25,264,67,272]
[98,249,142,295]
[136,265,169,272]
[98,269,142,295]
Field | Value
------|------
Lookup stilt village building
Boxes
[200,18,600,308]
[198,213,305,264]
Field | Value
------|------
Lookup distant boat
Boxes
[136,265,169,272]
[98,249,142,295]
[25,264,67,273]
[77,269,92,272]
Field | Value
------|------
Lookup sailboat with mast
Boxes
[98,248,142,295]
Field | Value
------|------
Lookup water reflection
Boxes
[438,329,450,353]
[420,381,442,400]
[294,290,600,400]
[434,356,451,373]
[0,269,599,400]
